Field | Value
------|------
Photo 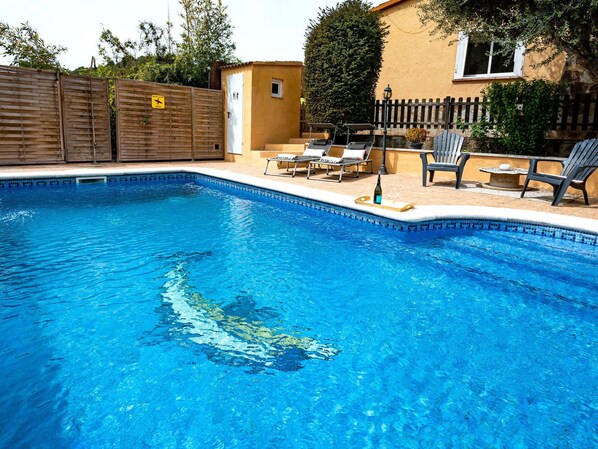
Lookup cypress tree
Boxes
[303,0,388,129]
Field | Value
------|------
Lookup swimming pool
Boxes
[1,173,596,448]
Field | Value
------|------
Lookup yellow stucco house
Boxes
[373,0,566,101]
[371,0,598,197]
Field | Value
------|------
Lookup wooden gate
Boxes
[61,75,111,162]
[115,79,223,161]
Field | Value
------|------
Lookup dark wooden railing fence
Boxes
[556,93,598,131]
[373,94,598,132]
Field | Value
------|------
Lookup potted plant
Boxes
[404,127,427,149]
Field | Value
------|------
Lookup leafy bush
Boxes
[405,127,427,142]
[483,79,564,155]
[303,0,388,128]
[456,110,493,152]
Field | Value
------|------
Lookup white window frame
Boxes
[271,79,283,98]
[454,32,525,80]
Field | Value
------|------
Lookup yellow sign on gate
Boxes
[151,95,165,109]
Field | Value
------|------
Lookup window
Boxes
[454,32,524,79]
[271,79,283,98]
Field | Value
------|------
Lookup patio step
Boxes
[288,138,310,145]
[263,143,305,152]
[301,132,328,139]
[255,150,282,159]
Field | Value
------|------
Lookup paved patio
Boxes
[1,161,596,222]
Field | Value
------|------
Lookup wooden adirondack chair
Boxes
[420,131,469,189]
[520,138,598,206]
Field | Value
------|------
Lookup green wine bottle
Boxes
[374,174,382,204]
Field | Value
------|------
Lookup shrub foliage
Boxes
[405,128,427,143]
[0,21,66,70]
[483,80,564,155]
[303,0,388,128]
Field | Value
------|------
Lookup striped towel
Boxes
[277,153,298,160]
[319,156,343,163]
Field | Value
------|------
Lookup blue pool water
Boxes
[0,176,596,448]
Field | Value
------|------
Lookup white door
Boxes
[226,73,244,155]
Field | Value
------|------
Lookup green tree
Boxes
[418,0,598,81]
[96,0,238,89]
[0,21,66,70]
[178,0,237,86]
[95,22,181,84]
[98,27,137,69]
[303,0,388,128]
[138,21,168,60]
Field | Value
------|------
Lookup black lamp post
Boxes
[379,84,392,175]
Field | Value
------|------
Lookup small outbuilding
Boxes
[220,61,303,162]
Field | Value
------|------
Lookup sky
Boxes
[0,0,386,70]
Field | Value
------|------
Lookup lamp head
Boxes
[90,56,97,70]
[383,84,392,101]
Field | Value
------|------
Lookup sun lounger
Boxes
[307,123,375,182]
[264,123,336,177]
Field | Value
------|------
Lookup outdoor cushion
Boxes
[303,148,326,157]
[341,148,366,160]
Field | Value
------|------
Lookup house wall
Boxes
[375,0,566,100]
[250,63,303,150]
[221,62,302,163]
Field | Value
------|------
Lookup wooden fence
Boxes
[0,66,63,164]
[0,65,224,165]
[0,66,111,164]
[373,94,598,133]
[115,79,223,162]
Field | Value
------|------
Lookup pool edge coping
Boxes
[1,165,597,235]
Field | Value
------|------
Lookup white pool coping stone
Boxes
[1,165,597,235]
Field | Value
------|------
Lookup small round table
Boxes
[479,167,528,190]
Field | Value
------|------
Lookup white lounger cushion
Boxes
[303,148,326,157]
[341,148,366,160]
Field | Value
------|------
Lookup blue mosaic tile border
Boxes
[1,171,596,246]
[0,177,77,188]
[0,172,196,189]
[107,173,196,184]
[197,174,598,246]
